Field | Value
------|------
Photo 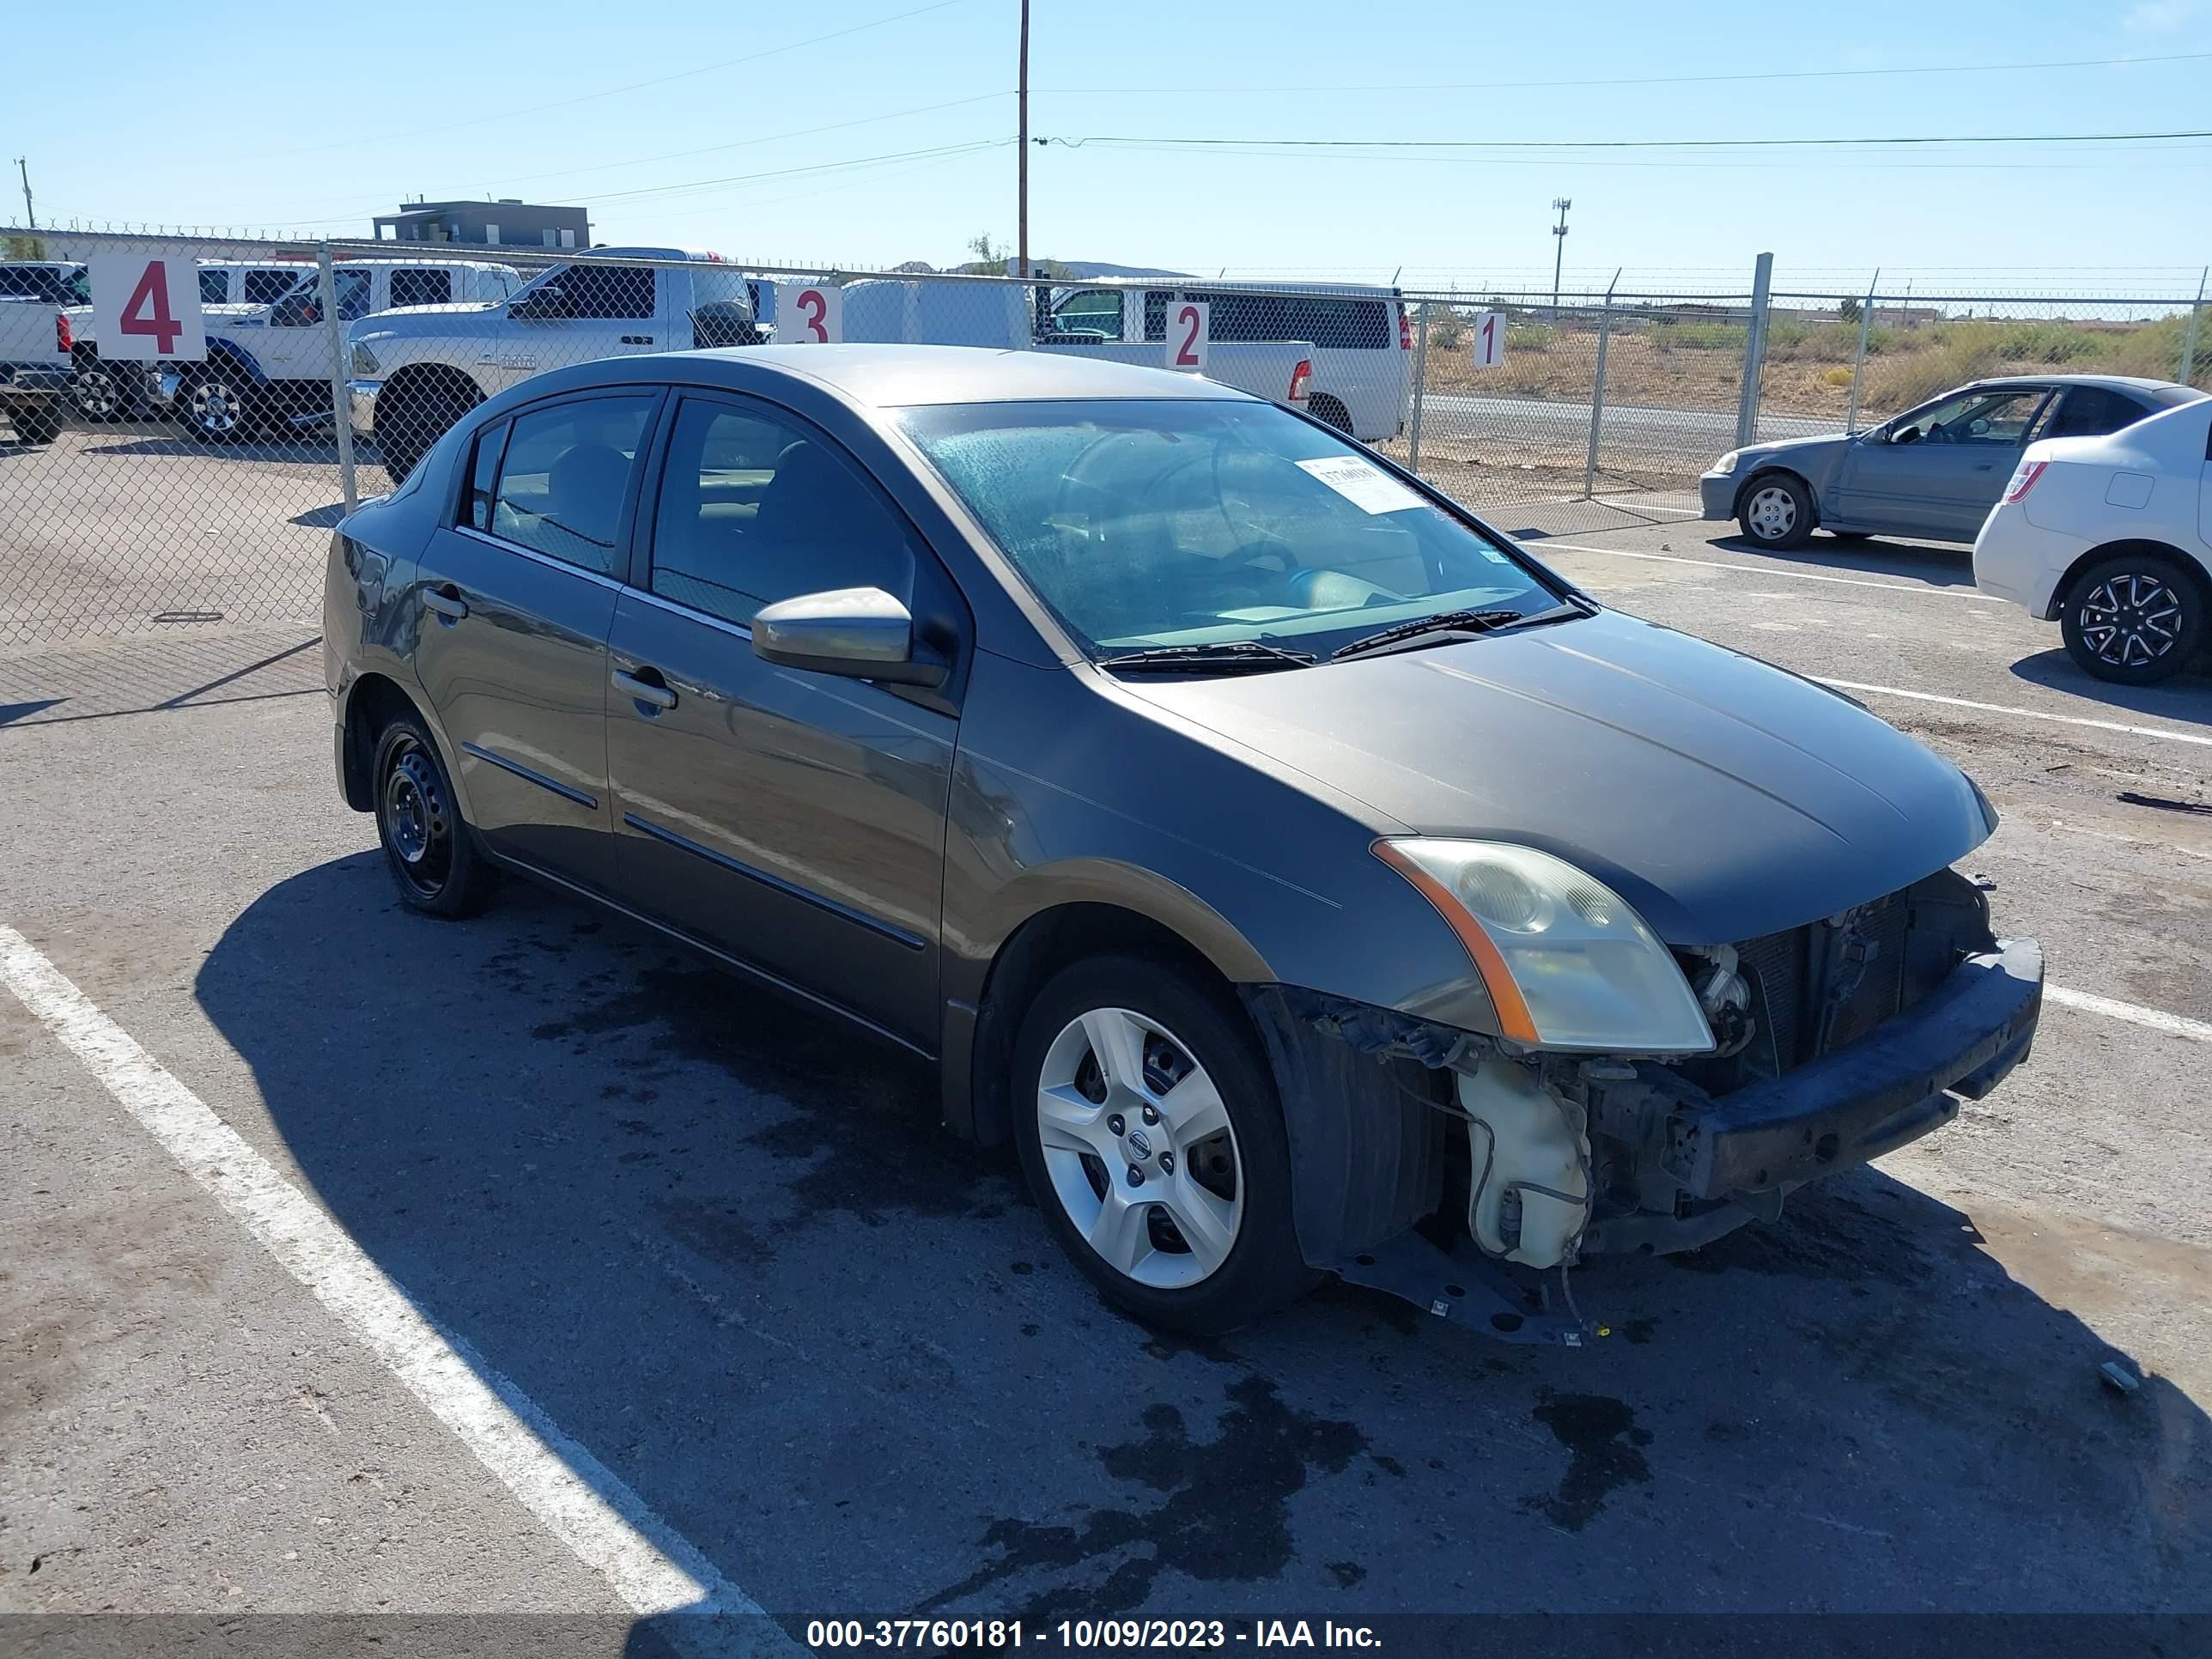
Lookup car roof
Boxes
[1066,276,1400,297]
[1965,373,2187,393]
[678,343,1259,407]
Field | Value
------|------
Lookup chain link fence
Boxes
[2,228,2206,650]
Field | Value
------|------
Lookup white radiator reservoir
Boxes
[1457,1056,1592,1268]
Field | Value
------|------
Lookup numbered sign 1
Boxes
[775,282,842,344]
[1165,299,1209,374]
[1468,312,1506,369]
[88,255,207,362]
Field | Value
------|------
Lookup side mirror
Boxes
[511,285,571,320]
[1891,423,1921,446]
[750,586,947,687]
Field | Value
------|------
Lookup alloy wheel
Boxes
[2077,572,2185,670]
[1034,1007,1244,1289]
[191,380,244,437]
[70,364,123,420]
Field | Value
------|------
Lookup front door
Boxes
[494,261,665,392]
[409,388,663,886]
[603,392,960,1048]
[1831,385,2054,538]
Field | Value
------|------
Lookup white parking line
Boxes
[1594,499,1705,517]
[2047,983,2212,1044]
[1538,539,2002,602]
[0,924,786,1652]
[1820,679,2212,749]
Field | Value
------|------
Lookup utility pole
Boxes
[1016,0,1030,280]
[13,158,33,231]
[1549,198,1571,315]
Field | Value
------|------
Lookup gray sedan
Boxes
[325,344,2042,1338]
[1702,374,2207,549]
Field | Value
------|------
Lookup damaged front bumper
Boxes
[1243,933,2044,1342]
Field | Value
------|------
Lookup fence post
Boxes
[1407,301,1431,472]
[2181,266,2208,389]
[1583,272,1619,500]
[1845,268,1879,434]
[316,242,359,514]
[1735,252,1774,449]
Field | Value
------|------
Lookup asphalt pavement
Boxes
[2,465,2209,1649]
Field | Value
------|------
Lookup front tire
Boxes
[373,715,494,917]
[179,368,260,443]
[1012,955,1313,1334]
[375,386,474,485]
[2060,555,2203,684]
[1738,472,1815,549]
[7,402,62,445]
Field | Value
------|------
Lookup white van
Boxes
[1048,280,1412,442]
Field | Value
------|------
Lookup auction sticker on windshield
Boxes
[1296,455,1429,515]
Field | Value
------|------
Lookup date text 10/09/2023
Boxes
[805,1620,1385,1650]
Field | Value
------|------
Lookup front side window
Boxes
[199,268,230,305]
[1052,289,1123,339]
[897,398,1562,656]
[647,399,915,627]
[389,267,451,308]
[487,396,656,575]
[1893,387,2048,447]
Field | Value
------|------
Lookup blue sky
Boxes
[9,0,2211,297]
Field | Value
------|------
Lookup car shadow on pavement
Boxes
[198,854,2212,1632]
[2008,647,2210,719]
[1708,532,1984,589]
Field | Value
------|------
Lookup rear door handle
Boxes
[612,667,678,711]
[422,585,468,620]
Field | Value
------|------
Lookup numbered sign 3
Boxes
[1165,300,1210,375]
[89,256,208,362]
[775,282,843,345]
[1469,312,1506,370]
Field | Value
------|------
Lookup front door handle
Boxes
[621,335,655,346]
[612,666,678,711]
[422,585,468,620]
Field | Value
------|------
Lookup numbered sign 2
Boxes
[1165,300,1209,374]
[775,282,842,345]
[89,255,207,362]
[1468,312,1506,369]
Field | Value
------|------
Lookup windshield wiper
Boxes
[1095,640,1319,674]
[1330,600,1592,662]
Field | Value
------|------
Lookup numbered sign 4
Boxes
[775,282,843,345]
[1469,312,1507,370]
[1165,300,1209,374]
[89,256,208,362]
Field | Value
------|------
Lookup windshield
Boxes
[896,399,1564,657]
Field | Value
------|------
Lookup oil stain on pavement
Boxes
[1527,1391,1652,1531]
[922,1375,1364,1620]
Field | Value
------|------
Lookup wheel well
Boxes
[340,672,426,811]
[1309,392,1352,431]
[382,362,483,412]
[1733,466,1813,522]
[968,902,1238,1147]
[2045,538,2209,622]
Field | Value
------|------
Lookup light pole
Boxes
[1550,198,1571,315]
[1017,0,1030,279]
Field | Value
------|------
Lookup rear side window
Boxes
[1288,295,1391,349]
[389,267,452,308]
[244,268,299,306]
[0,265,70,302]
[465,420,509,532]
[2044,386,2148,440]
[567,264,655,319]
[199,268,230,305]
[486,395,656,575]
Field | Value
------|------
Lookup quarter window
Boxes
[486,396,656,575]
[647,400,915,627]
[198,268,230,305]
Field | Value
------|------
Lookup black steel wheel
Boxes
[373,715,493,917]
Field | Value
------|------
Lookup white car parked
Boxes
[1974,392,2212,684]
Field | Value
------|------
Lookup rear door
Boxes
[603,390,961,1047]
[408,388,665,887]
[1830,386,2054,538]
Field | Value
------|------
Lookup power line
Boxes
[555,139,1012,209]
[1034,47,2212,97]
[1041,126,2212,153]
[240,0,976,161]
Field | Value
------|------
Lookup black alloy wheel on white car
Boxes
[1012,956,1312,1334]
[2060,554,2204,685]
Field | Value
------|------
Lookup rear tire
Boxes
[1310,394,1354,436]
[69,355,134,422]
[7,402,62,445]
[373,714,494,918]
[2060,554,2203,685]
[1011,954,1315,1334]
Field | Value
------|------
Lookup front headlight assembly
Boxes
[1373,838,1714,1054]
[1714,449,1741,472]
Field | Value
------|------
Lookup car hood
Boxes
[1728,432,1850,466]
[1120,608,1994,945]
[351,304,510,342]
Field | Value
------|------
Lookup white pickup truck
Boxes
[838,278,1316,415]
[346,247,759,479]
[0,262,86,440]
